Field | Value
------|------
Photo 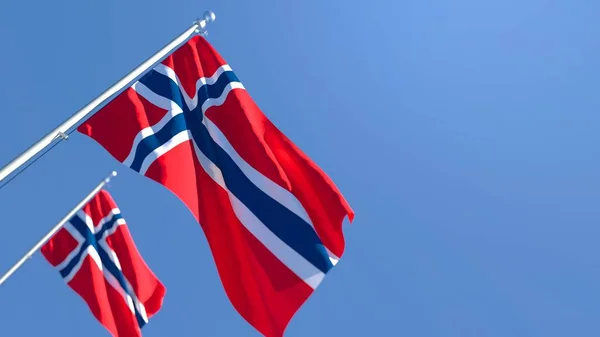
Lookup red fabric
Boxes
[78,35,353,337]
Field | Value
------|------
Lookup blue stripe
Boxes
[135,69,334,274]
[95,213,124,239]
[95,247,147,328]
[60,214,147,328]
[129,114,187,172]
[59,216,98,279]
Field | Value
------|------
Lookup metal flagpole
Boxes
[0,10,216,187]
[0,171,118,287]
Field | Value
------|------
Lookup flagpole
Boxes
[0,171,119,286]
[0,10,216,187]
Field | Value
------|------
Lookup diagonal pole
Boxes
[0,171,118,287]
[0,11,216,188]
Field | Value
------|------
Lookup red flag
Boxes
[41,190,165,337]
[78,35,354,336]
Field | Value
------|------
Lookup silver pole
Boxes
[0,11,216,186]
[0,171,118,286]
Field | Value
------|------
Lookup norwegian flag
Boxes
[77,35,354,336]
[41,190,165,337]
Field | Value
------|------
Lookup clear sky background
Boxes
[1,0,600,336]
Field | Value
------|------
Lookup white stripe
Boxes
[60,223,103,283]
[133,82,244,175]
[138,130,191,175]
[55,221,86,272]
[152,64,246,114]
[124,64,234,169]
[135,64,316,231]
[124,81,184,168]
[203,117,314,227]
[200,82,245,112]
[55,213,148,323]
[325,247,340,266]
[93,208,121,233]
[62,246,102,284]
[128,65,243,171]
[97,229,149,323]
[77,210,95,233]
[191,138,326,289]
[101,265,137,316]
[61,241,138,318]
[125,64,338,287]
[152,63,233,110]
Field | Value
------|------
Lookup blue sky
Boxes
[1,0,600,336]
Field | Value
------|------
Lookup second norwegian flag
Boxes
[78,35,354,336]
[41,190,165,337]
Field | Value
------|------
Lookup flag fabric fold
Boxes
[78,35,354,337]
[41,190,165,337]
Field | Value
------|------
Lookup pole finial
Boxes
[195,10,216,35]
[104,170,118,183]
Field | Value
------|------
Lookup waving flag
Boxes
[77,35,354,337]
[41,190,165,337]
